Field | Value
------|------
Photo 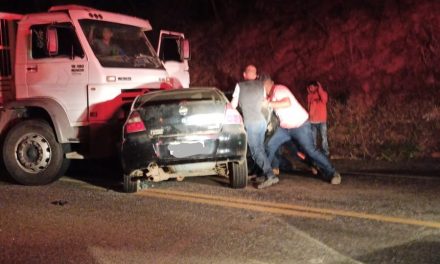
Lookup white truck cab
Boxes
[0,5,191,185]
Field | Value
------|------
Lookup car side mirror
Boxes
[180,38,190,60]
[46,27,58,56]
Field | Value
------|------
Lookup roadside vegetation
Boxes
[329,87,439,159]
[152,0,440,160]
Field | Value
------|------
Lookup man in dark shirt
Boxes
[231,66,279,189]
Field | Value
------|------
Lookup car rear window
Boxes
[137,89,225,106]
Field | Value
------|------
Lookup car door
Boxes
[157,30,190,88]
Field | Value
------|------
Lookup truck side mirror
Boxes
[46,27,59,56]
[180,39,190,60]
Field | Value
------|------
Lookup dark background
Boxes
[1,0,439,159]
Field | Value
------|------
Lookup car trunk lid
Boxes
[138,90,226,159]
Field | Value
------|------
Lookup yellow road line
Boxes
[137,191,332,220]
[61,177,440,229]
[142,189,440,229]
[60,178,108,191]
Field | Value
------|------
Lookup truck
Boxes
[0,5,191,185]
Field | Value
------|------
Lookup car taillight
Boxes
[223,103,243,125]
[124,111,146,134]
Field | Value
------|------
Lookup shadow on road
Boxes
[64,159,124,192]
[0,158,124,190]
[64,159,233,192]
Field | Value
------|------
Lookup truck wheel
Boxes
[123,173,140,193]
[229,160,248,189]
[2,120,66,185]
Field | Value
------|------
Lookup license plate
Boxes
[168,142,211,158]
[150,128,164,136]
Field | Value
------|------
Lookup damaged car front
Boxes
[121,87,247,193]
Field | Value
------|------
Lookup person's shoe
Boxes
[257,176,279,189]
[255,175,266,183]
[310,166,318,175]
[330,172,342,185]
[272,168,280,176]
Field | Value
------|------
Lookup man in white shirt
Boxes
[262,75,341,185]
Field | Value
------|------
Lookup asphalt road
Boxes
[1,159,440,264]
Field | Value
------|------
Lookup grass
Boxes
[328,87,440,160]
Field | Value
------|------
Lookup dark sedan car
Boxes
[121,87,248,192]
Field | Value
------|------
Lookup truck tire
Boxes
[2,119,67,185]
[123,173,140,193]
[229,160,248,189]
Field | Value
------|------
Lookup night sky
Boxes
[0,0,216,28]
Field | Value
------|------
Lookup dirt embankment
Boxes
[184,0,440,160]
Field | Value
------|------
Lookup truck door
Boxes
[157,30,190,88]
[25,23,88,125]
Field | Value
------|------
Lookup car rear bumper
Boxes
[121,127,247,174]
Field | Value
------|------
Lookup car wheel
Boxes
[2,119,66,185]
[229,159,248,189]
[123,173,140,193]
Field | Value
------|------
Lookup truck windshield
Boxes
[79,20,163,69]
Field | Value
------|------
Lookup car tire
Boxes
[2,119,67,185]
[123,173,140,193]
[229,159,248,189]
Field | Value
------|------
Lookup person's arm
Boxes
[317,82,328,104]
[231,83,240,109]
[269,97,291,109]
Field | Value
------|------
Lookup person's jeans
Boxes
[311,122,329,156]
[245,120,275,178]
[266,121,335,180]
